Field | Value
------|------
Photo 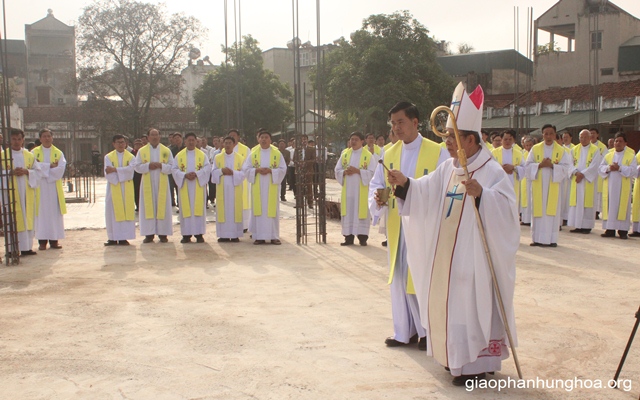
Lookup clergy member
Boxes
[33,129,66,250]
[1,128,40,255]
[369,101,449,351]
[525,124,572,247]
[387,83,518,387]
[365,132,383,162]
[243,131,287,245]
[491,129,524,206]
[104,134,137,246]
[228,129,251,231]
[567,129,602,234]
[211,136,245,242]
[335,132,376,246]
[172,132,211,243]
[631,150,640,237]
[135,128,174,243]
[598,132,638,239]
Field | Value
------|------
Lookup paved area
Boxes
[0,178,638,399]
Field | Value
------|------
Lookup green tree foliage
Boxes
[194,36,293,140]
[537,41,560,55]
[77,0,205,137]
[318,11,455,138]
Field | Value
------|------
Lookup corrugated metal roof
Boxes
[437,49,532,77]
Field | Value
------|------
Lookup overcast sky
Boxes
[7,0,640,64]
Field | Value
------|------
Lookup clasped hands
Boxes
[344,166,360,176]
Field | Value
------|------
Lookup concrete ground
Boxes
[0,178,638,399]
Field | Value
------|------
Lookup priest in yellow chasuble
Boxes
[104,134,137,246]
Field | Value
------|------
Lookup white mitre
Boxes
[446,82,484,133]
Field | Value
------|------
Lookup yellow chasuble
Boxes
[632,152,640,223]
[491,146,522,205]
[339,147,372,219]
[569,144,598,208]
[215,151,244,223]
[106,150,135,222]
[32,145,67,215]
[384,138,441,294]
[1,149,36,232]
[251,146,282,218]
[138,143,171,220]
[235,143,251,210]
[176,148,206,218]
[531,142,565,217]
[521,150,529,207]
[602,147,636,221]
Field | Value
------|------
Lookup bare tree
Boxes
[457,42,475,54]
[77,0,205,136]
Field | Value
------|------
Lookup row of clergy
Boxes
[335,126,640,248]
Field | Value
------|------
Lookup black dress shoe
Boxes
[218,238,231,242]
[629,232,640,237]
[230,238,240,243]
[20,250,37,256]
[521,222,531,226]
[253,240,266,245]
[181,236,192,243]
[452,373,486,387]
[118,240,130,245]
[381,240,387,247]
[159,235,168,243]
[384,337,409,347]
[549,243,557,247]
[418,336,427,351]
[357,235,368,246]
[195,235,205,243]
[569,228,581,233]
[340,235,354,246]
[581,229,591,234]
[143,235,154,243]
[409,334,419,343]
[618,231,628,239]
[104,240,117,246]
[601,230,615,237]
[529,242,542,247]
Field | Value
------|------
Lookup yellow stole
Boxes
[492,146,522,206]
[531,142,565,217]
[383,142,394,151]
[138,144,171,220]
[235,143,250,210]
[215,151,244,223]
[106,150,135,222]
[521,150,529,207]
[569,144,598,208]
[251,146,282,218]
[176,148,206,218]
[632,152,640,223]
[1,149,36,232]
[384,138,441,294]
[339,147,372,219]
[602,147,636,221]
[368,144,381,156]
[32,145,66,215]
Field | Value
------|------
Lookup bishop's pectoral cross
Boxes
[445,184,464,219]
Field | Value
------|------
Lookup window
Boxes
[591,31,602,50]
[37,87,50,105]
[601,68,614,76]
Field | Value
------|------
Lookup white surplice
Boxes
[242,148,287,241]
[567,145,602,230]
[211,152,245,239]
[35,147,66,241]
[399,149,518,376]
[104,151,137,241]
[172,150,212,236]
[599,148,638,231]
[1,149,40,251]
[134,145,174,236]
[525,144,572,245]
[334,147,376,236]
[368,137,450,343]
